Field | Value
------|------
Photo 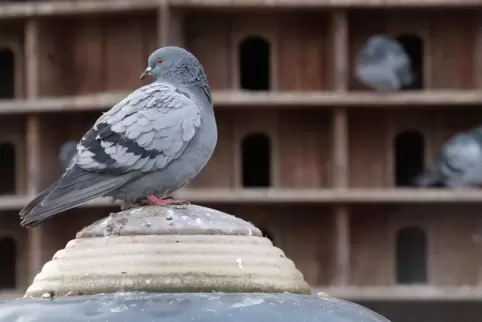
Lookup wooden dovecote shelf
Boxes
[3,90,482,115]
[4,188,482,211]
[173,188,482,204]
[0,0,160,19]
[0,0,479,22]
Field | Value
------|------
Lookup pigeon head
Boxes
[358,35,394,64]
[140,46,207,85]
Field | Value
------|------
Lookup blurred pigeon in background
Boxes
[59,141,78,170]
[355,35,414,92]
[414,127,482,188]
[19,46,217,228]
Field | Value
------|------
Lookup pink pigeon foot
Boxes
[141,195,190,206]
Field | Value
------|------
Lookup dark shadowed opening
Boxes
[241,133,271,187]
[259,228,275,244]
[396,226,427,284]
[0,237,16,289]
[0,49,14,99]
[396,34,423,90]
[395,131,424,187]
[0,142,16,194]
[239,36,270,91]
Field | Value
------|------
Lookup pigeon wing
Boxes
[76,82,202,174]
[20,82,202,227]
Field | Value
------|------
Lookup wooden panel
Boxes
[473,12,482,88]
[186,12,328,91]
[351,205,481,286]
[430,11,474,89]
[350,206,394,285]
[185,13,232,90]
[49,13,157,96]
[37,20,72,96]
[103,14,154,91]
[0,211,29,290]
[348,109,389,188]
[277,12,329,91]
[0,20,24,99]
[278,110,332,188]
[231,13,279,90]
[190,109,332,189]
[418,205,479,285]
[0,116,27,195]
[233,205,335,286]
[233,110,279,187]
[64,17,104,95]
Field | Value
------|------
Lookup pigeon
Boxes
[19,46,217,228]
[355,35,413,92]
[414,127,482,188]
[59,141,78,170]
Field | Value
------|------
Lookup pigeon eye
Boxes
[157,59,164,64]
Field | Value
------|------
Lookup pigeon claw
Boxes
[143,195,190,207]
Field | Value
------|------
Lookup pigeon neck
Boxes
[188,83,213,107]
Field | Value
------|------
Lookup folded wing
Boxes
[20,82,202,227]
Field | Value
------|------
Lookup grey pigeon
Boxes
[59,141,78,170]
[355,35,413,92]
[414,127,482,188]
[19,46,217,228]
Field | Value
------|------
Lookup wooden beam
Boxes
[26,118,40,196]
[25,19,38,99]
[334,206,350,285]
[331,9,348,92]
[333,108,349,188]
[159,4,184,47]
[168,0,482,8]
[5,91,482,115]
[330,7,352,285]
[25,19,40,195]
[330,10,349,187]
[24,19,44,284]
[158,2,169,47]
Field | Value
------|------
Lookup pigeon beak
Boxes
[140,67,152,80]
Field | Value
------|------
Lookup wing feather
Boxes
[77,82,202,173]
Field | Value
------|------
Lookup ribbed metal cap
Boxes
[25,205,311,297]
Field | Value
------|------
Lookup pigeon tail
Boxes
[413,169,445,188]
[19,185,57,219]
[19,166,135,228]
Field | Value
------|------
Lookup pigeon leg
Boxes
[142,195,190,206]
